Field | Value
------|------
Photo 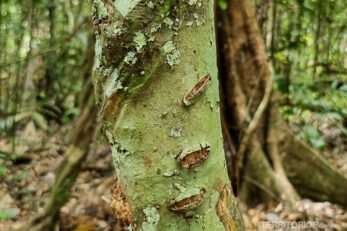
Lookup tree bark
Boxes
[313,2,322,78]
[91,0,243,230]
[43,1,58,98]
[217,0,347,209]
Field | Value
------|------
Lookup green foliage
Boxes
[340,126,347,137]
[299,125,326,149]
[218,0,228,10]
[274,76,290,94]
[272,0,347,148]
[0,111,48,135]
[0,0,92,137]
[279,73,346,150]
[13,168,29,181]
[0,210,14,221]
[19,188,34,196]
[0,165,8,176]
[61,107,79,124]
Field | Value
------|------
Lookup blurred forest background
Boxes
[0,0,346,230]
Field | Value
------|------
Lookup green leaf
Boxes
[61,108,79,124]
[339,84,347,92]
[300,125,326,149]
[310,137,326,149]
[326,112,343,121]
[31,112,48,131]
[274,75,289,94]
[340,126,347,137]
[14,169,29,181]
[0,210,14,221]
[19,188,33,196]
[218,0,228,10]
[0,165,8,176]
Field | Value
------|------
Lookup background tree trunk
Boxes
[217,0,347,208]
[91,0,243,230]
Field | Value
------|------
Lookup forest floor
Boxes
[0,119,347,231]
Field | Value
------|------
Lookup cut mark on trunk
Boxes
[215,184,238,231]
[183,73,211,106]
[110,178,135,230]
[170,187,205,213]
[177,143,210,169]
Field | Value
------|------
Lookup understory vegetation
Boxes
[0,0,346,230]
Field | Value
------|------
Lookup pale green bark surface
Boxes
[92,0,243,230]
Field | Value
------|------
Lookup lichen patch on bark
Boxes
[114,0,143,17]
[141,207,160,231]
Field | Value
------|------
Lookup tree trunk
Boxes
[217,0,347,208]
[313,2,322,79]
[44,1,58,98]
[91,0,243,230]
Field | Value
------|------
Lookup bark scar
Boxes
[177,143,210,169]
[170,193,204,212]
[110,178,135,230]
[170,187,205,213]
[216,184,238,231]
[183,73,211,106]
